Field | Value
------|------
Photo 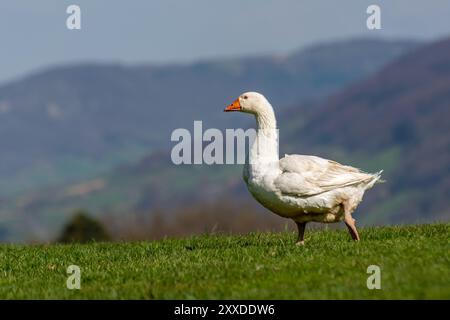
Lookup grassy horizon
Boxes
[0,223,448,299]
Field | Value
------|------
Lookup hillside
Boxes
[0,38,418,196]
[0,224,448,299]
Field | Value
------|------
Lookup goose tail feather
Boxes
[364,170,385,190]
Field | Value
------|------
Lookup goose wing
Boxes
[274,154,374,197]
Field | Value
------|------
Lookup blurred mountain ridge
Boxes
[0,38,418,196]
[1,37,439,242]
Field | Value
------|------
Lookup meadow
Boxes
[0,223,448,299]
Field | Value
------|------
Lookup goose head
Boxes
[225,92,277,129]
[224,92,271,115]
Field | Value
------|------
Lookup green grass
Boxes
[0,224,448,299]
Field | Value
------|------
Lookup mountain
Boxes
[0,38,418,196]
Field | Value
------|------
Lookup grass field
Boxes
[0,223,448,299]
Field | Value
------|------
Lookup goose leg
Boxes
[344,215,360,241]
[295,221,307,245]
[342,201,360,241]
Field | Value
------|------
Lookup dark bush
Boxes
[57,210,110,243]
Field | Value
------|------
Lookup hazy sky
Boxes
[1,0,450,84]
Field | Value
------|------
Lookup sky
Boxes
[1,0,450,84]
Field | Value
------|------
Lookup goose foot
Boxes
[295,221,307,245]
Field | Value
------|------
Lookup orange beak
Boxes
[224,98,241,112]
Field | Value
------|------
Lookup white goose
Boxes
[225,92,383,244]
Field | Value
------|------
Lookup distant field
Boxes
[0,224,448,299]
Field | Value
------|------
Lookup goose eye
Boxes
[243,95,248,100]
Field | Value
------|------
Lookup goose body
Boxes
[225,92,383,244]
